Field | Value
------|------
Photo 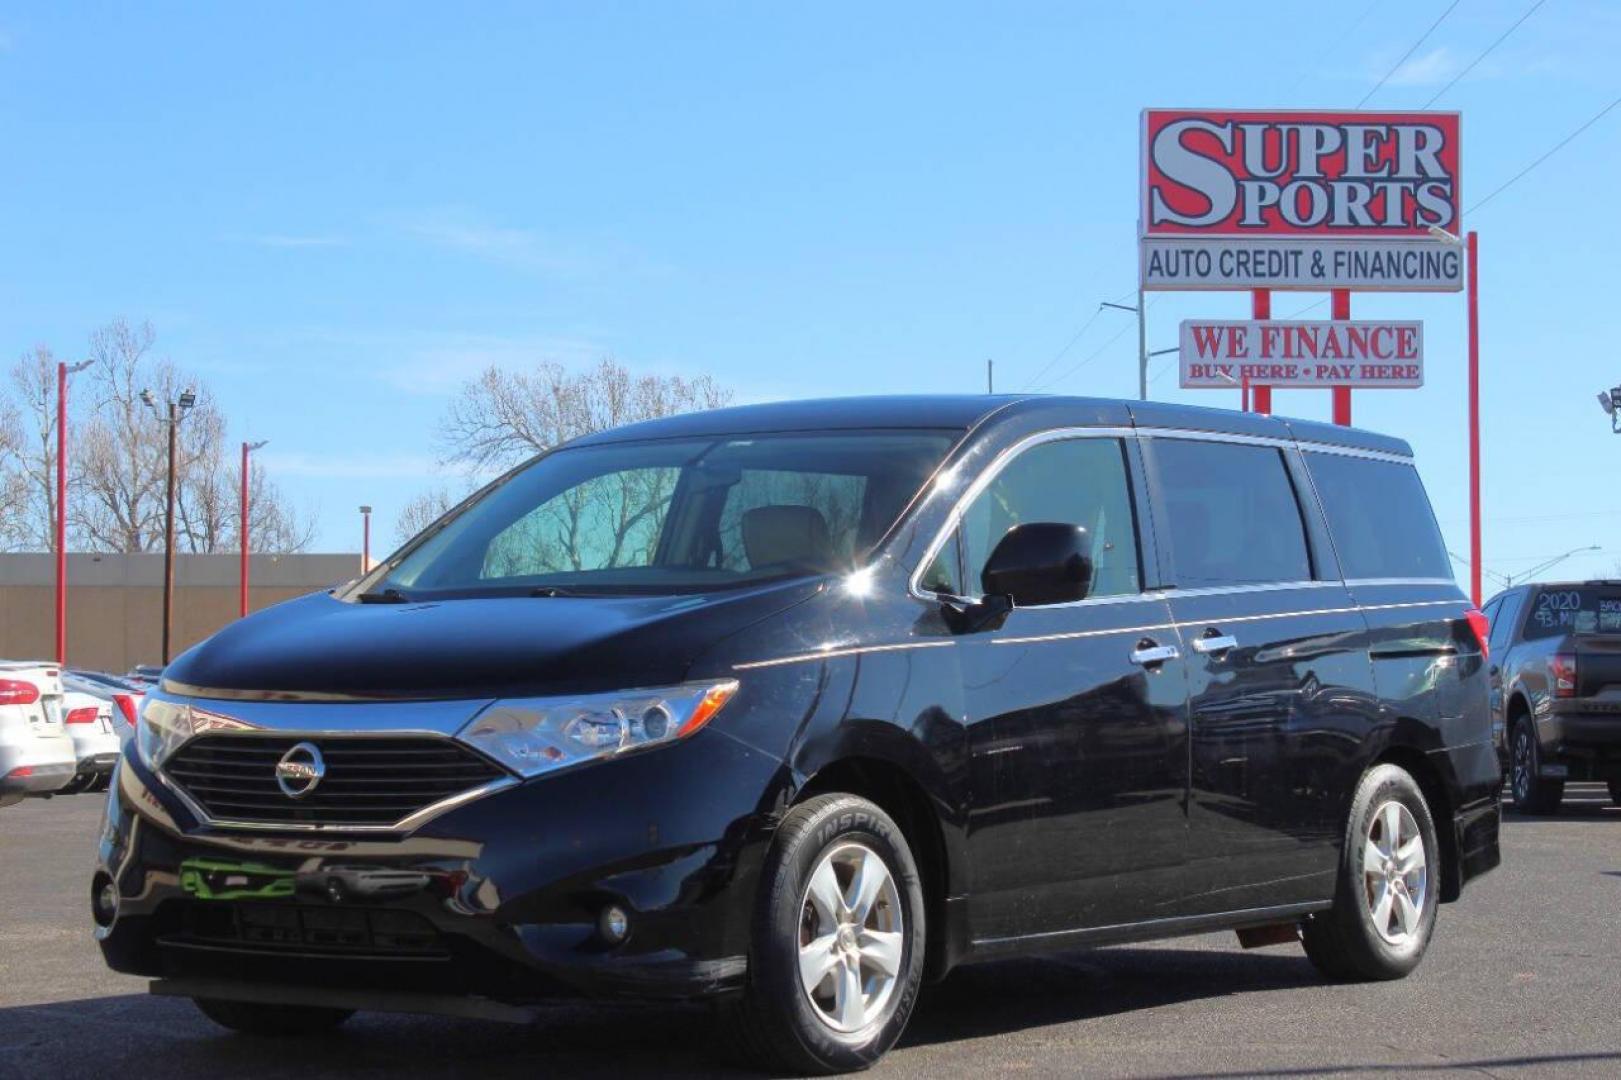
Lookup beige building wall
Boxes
[0,553,362,674]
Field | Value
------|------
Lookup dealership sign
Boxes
[1179,319,1423,389]
[1141,110,1462,291]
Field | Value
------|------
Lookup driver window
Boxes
[957,437,1141,600]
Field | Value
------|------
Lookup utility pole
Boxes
[1100,296,1149,401]
[360,505,373,573]
[142,387,196,665]
[986,359,994,394]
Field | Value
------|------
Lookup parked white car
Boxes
[61,670,144,791]
[58,690,121,794]
[0,661,76,807]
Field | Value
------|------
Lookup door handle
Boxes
[1192,633,1239,656]
[1129,642,1180,667]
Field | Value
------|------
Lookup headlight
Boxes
[457,679,739,779]
[135,697,194,770]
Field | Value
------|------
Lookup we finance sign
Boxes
[1179,319,1424,390]
[1141,110,1462,292]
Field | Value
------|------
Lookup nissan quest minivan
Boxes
[95,396,1500,1074]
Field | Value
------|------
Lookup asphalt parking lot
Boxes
[3,787,1619,1079]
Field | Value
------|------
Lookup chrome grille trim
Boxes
[162,732,511,831]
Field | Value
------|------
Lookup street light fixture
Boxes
[144,387,198,664]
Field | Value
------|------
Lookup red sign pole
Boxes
[1331,290,1352,426]
[1251,289,1271,414]
[1467,231,1482,608]
[54,362,68,665]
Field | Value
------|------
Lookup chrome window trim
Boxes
[1344,577,1460,588]
[905,426,1137,604]
[907,421,1414,608]
[1293,440,1416,465]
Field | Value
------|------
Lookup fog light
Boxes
[92,875,118,927]
[599,904,630,944]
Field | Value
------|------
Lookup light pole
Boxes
[360,505,372,572]
[1100,293,1149,401]
[239,439,268,618]
[142,387,197,665]
[54,359,93,665]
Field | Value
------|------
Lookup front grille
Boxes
[175,901,446,956]
[163,734,507,827]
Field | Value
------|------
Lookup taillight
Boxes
[113,694,139,727]
[1465,608,1490,659]
[65,706,100,725]
[1552,653,1578,698]
[0,679,41,706]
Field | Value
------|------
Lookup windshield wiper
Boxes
[529,586,591,597]
[356,588,410,604]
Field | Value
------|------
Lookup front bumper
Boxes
[96,726,788,1005]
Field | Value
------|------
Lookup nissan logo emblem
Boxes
[274,741,326,799]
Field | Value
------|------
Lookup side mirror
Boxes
[981,523,1093,607]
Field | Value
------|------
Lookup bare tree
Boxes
[394,486,459,546]
[438,357,731,472]
[420,357,732,574]
[0,318,314,554]
[1,346,66,552]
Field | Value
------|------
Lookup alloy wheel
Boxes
[1512,728,1532,803]
[797,841,904,1034]
[1362,800,1428,946]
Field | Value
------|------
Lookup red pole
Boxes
[54,362,68,665]
[1467,231,1482,608]
[1331,289,1352,426]
[1251,289,1272,414]
[239,441,250,618]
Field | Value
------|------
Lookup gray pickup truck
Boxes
[1485,581,1621,812]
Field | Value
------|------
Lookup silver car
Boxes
[0,661,76,807]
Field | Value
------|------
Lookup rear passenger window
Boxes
[1303,452,1451,580]
[1487,591,1523,654]
[1151,439,1312,588]
[955,437,1142,600]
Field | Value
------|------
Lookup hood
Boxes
[165,579,826,700]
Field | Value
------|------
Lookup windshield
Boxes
[1524,586,1621,639]
[366,429,959,598]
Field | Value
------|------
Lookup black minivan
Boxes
[96,396,1500,1073]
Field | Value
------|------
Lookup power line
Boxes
[1356,0,1463,108]
[1024,307,1105,390]
[1035,321,1135,392]
[1283,0,1384,101]
[1468,93,1621,215]
[1422,0,1548,108]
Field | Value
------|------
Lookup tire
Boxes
[1607,780,1621,807]
[1509,718,1563,814]
[1301,763,1440,982]
[719,793,926,1075]
[90,773,111,793]
[193,997,354,1036]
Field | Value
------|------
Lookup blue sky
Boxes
[2,1,1618,588]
